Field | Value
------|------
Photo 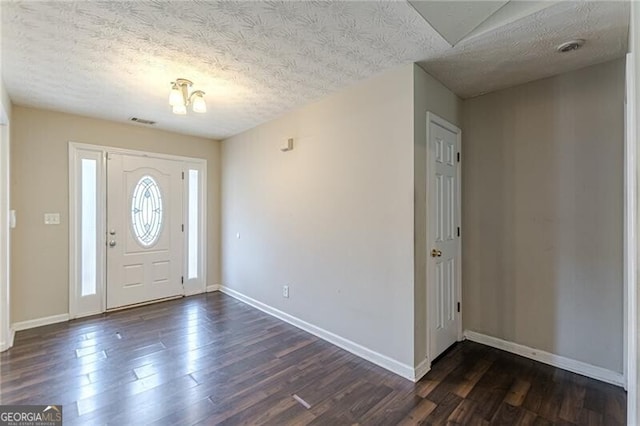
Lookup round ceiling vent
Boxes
[556,39,585,53]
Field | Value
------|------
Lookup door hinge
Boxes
[182,171,184,180]
[457,152,461,163]
[457,302,461,313]
[181,224,184,232]
[181,276,184,284]
[457,227,460,237]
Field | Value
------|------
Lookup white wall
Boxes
[10,106,221,323]
[462,59,625,373]
[221,65,416,368]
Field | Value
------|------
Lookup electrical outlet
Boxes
[283,285,289,298]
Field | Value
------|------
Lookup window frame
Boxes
[183,162,207,296]
[69,147,105,316]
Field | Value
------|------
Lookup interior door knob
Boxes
[431,249,442,257]
[109,240,117,247]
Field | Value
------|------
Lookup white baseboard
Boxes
[206,284,221,293]
[414,357,431,381]
[12,313,70,332]
[464,330,625,387]
[185,288,205,297]
[218,286,419,381]
[0,329,14,352]
[70,310,103,320]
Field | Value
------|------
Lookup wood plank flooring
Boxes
[0,292,626,425]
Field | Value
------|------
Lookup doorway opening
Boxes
[68,143,207,318]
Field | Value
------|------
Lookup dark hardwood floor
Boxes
[0,292,626,425]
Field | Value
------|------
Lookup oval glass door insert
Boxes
[131,175,163,246]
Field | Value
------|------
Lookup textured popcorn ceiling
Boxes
[421,1,630,98]
[0,1,629,140]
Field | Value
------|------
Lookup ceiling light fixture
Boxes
[169,78,206,114]
[556,39,585,53]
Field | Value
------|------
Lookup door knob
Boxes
[431,249,442,257]
[109,240,116,247]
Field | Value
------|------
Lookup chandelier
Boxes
[169,78,206,115]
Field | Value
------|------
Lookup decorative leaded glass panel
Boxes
[131,175,163,246]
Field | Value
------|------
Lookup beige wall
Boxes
[412,64,462,365]
[10,106,221,323]
[462,59,625,372]
[221,65,416,366]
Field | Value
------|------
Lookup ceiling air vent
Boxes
[556,39,585,53]
[129,117,156,125]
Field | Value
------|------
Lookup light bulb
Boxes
[172,104,187,115]
[191,92,206,113]
[169,83,183,107]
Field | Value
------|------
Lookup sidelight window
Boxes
[81,159,97,296]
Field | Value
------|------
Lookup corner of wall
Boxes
[0,77,11,352]
[0,74,12,124]
[462,60,626,374]
[220,64,416,370]
[411,65,462,368]
[627,0,640,422]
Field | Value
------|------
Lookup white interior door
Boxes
[106,153,184,309]
[428,114,461,361]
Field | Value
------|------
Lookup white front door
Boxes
[106,153,184,309]
[428,114,461,361]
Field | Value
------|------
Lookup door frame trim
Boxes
[68,144,106,318]
[624,47,637,406]
[68,142,208,319]
[425,112,462,363]
[0,117,10,351]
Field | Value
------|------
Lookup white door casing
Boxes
[69,143,207,318]
[106,153,184,309]
[427,112,462,362]
[0,122,10,351]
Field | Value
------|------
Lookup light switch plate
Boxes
[44,213,60,225]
